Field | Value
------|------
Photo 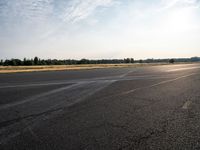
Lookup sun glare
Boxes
[164,7,196,32]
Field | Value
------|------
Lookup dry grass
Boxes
[0,63,167,73]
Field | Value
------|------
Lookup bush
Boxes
[169,59,175,63]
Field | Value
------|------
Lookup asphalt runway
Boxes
[0,63,200,150]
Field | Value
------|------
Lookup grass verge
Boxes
[0,63,169,74]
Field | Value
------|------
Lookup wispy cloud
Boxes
[0,0,53,24]
[0,0,116,39]
[159,0,200,11]
[0,0,116,24]
[41,0,117,38]
[60,0,115,23]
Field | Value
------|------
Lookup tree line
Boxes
[0,57,135,66]
[0,57,199,66]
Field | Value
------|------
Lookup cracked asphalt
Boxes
[0,63,200,150]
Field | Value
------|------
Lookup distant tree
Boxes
[130,58,134,63]
[3,59,17,66]
[2,57,198,66]
[0,59,3,65]
[11,59,17,66]
[139,59,143,63]
[38,58,41,65]
[40,60,47,65]
[23,58,34,66]
[34,57,39,65]
[13,59,22,65]
[78,59,90,64]
[23,58,27,65]
[145,59,154,63]
[190,57,200,62]
[124,58,131,63]
[3,60,9,66]
[169,59,175,64]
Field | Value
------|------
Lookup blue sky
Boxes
[0,0,200,59]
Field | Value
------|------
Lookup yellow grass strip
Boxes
[0,63,167,74]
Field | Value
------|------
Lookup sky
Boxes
[0,0,200,60]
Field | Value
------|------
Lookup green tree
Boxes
[130,58,134,63]
[23,58,27,65]
[78,59,90,64]
[169,59,175,64]
[0,59,3,65]
[139,59,143,63]
[23,58,34,66]
[124,58,131,63]
[11,59,17,66]
[34,57,39,65]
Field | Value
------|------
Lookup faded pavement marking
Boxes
[182,101,192,109]
[122,73,197,95]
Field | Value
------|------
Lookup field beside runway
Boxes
[0,63,169,73]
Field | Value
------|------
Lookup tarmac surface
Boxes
[0,63,200,150]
